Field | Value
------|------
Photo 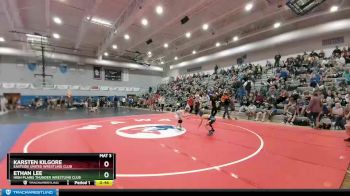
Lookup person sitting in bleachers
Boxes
[332,102,345,130]
[246,103,257,120]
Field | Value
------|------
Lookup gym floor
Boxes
[0,108,349,189]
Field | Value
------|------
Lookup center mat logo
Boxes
[116,124,186,139]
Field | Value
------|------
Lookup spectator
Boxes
[246,103,257,120]
[255,103,268,122]
[243,79,252,96]
[214,65,219,74]
[187,96,194,113]
[332,102,345,130]
[284,103,297,125]
[159,96,165,112]
[221,92,231,119]
[113,96,119,110]
[274,53,281,67]
[210,94,218,116]
[307,91,322,128]
[0,96,9,113]
[254,92,265,108]
[332,46,342,58]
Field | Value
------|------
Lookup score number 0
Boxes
[104,161,110,178]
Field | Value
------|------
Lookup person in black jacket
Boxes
[210,94,218,117]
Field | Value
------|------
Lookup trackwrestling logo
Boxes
[116,124,186,139]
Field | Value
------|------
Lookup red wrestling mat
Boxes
[0,113,349,189]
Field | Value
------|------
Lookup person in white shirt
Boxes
[246,103,257,120]
[158,96,165,112]
[0,96,8,113]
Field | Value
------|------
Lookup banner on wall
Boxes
[133,88,140,92]
[1,83,16,89]
[90,86,99,91]
[80,86,90,91]
[70,85,80,90]
[125,87,133,92]
[109,87,118,91]
[117,87,125,91]
[16,83,31,89]
[55,85,70,90]
[30,84,41,89]
[100,86,109,91]
[43,85,55,90]
[93,66,102,80]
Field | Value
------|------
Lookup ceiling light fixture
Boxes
[124,34,130,40]
[174,56,178,60]
[0,37,5,42]
[112,44,117,49]
[192,50,196,54]
[53,17,62,24]
[245,3,253,11]
[233,36,239,42]
[164,43,169,48]
[216,42,221,47]
[104,52,109,56]
[90,17,112,28]
[52,33,60,39]
[141,18,148,26]
[185,32,191,38]
[156,5,164,15]
[202,24,209,31]
[330,5,339,12]
[274,22,281,28]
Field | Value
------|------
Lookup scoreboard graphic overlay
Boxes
[7,153,116,186]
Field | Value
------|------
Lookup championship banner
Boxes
[55,85,70,90]
[93,66,102,80]
[2,83,16,89]
[30,84,41,89]
[42,85,55,90]
[117,87,125,91]
[90,86,99,91]
[15,83,31,89]
[79,86,90,91]
[100,86,109,91]
[125,87,133,92]
[109,87,118,91]
[70,85,80,90]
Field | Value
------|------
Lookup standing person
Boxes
[210,94,218,117]
[345,124,350,142]
[159,95,165,112]
[0,96,8,113]
[194,94,200,115]
[307,91,322,129]
[332,103,345,130]
[187,96,194,113]
[113,96,119,110]
[244,79,252,96]
[221,92,231,119]
[274,53,281,68]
